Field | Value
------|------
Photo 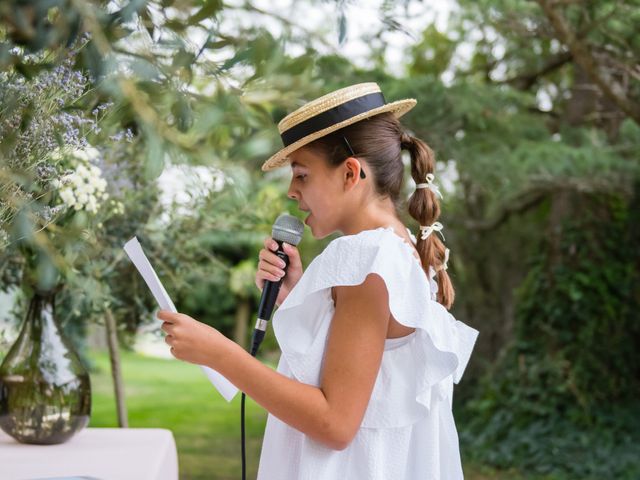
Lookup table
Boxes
[0,427,178,480]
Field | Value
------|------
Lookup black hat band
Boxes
[280,92,386,147]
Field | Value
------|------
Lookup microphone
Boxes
[250,213,304,356]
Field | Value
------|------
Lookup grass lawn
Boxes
[88,349,267,480]
[88,350,535,480]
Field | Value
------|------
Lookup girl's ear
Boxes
[343,157,363,186]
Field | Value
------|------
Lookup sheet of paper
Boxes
[124,236,239,402]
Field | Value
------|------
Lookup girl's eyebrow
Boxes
[291,161,306,168]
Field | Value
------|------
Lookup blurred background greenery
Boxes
[1,0,639,478]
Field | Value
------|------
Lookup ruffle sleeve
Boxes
[272,226,479,428]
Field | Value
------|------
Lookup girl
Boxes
[157,82,479,479]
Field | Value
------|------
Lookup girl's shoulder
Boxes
[319,225,437,293]
[322,226,419,264]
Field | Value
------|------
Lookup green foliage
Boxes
[461,396,639,479]
[454,0,640,129]
[408,24,456,77]
[432,2,640,474]
[0,1,332,351]
[517,195,639,405]
[0,46,125,295]
[460,191,640,478]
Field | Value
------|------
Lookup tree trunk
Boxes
[105,308,128,428]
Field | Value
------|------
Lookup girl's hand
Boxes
[255,237,303,307]
[157,310,231,366]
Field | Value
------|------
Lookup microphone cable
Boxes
[241,335,263,480]
[240,213,304,480]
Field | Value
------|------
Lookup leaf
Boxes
[172,94,193,133]
[113,0,148,24]
[338,14,347,45]
[205,39,233,49]
[108,25,135,42]
[164,19,187,33]
[14,61,47,79]
[139,5,155,39]
[36,250,60,292]
[189,0,223,25]
[64,11,82,48]
[220,47,252,72]
[80,39,105,81]
[172,49,195,69]
[144,132,165,181]
[11,208,34,245]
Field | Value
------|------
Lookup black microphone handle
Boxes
[251,239,290,356]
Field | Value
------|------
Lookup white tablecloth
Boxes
[0,427,178,480]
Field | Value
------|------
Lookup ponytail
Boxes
[402,133,455,309]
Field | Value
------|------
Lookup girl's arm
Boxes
[159,272,390,450]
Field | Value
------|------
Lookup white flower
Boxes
[87,202,98,214]
[54,148,108,216]
[82,182,96,195]
[60,173,73,186]
[59,188,76,207]
[51,179,62,189]
[95,177,107,191]
[71,148,88,161]
[110,200,125,215]
[84,146,100,161]
[88,176,103,191]
[76,164,90,178]
[74,183,86,196]
[72,174,85,188]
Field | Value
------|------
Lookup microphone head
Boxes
[272,213,304,246]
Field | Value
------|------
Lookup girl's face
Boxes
[286,146,363,239]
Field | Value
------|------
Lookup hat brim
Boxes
[261,98,417,172]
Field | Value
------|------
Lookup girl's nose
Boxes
[287,184,299,201]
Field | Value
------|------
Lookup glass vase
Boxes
[0,288,91,444]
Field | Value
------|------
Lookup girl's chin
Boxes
[305,213,321,237]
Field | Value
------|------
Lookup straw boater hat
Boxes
[261,82,417,171]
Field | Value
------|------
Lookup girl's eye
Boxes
[296,174,307,181]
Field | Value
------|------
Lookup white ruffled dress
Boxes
[256,226,479,480]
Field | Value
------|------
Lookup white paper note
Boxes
[124,236,239,402]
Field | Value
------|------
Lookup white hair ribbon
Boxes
[419,221,445,241]
[435,247,450,272]
[415,173,443,199]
